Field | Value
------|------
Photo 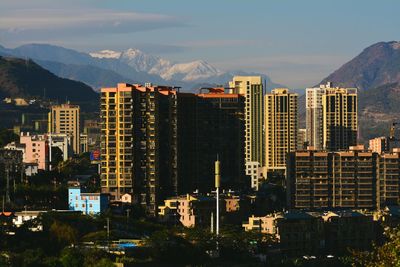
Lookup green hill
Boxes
[0,56,98,102]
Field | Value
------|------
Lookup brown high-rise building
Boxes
[177,87,245,193]
[377,149,400,209]
[101,84,246,216]
[193,88,245,191]
[322,87,358,151]
[101,83,178,216]
[48,103,80,154]
[288,145,377,210]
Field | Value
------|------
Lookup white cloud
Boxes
[0,8,187,36]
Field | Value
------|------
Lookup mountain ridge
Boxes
[319,41,400,91]
[0,56,98,102]
[0,43,284,91]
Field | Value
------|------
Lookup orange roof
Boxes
[101,83,178,95]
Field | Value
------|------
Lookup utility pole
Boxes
[215,157,220,237]
[215,156,221,256]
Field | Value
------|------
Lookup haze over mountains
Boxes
[0,44,283,92]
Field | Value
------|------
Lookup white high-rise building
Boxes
[306,84,327,150]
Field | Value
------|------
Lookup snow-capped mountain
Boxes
[90,48,222,82]
[0,43,283,92]
[89,50,121,59]
[159,60,222,81]
[120,48,171,73]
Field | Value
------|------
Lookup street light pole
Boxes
[215,157,220,237]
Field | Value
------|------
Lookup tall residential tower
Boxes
[265,88,298,175]
[229,76,264,188]
[322,86,358,151]
[306,82,358,151]
[100,83,178,216]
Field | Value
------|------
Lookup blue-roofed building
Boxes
[68,185,109,215]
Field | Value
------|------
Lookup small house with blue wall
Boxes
[68,185,109,215]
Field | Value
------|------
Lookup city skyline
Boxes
[1,0,399,88]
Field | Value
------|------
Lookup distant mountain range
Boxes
[2,40,400,142]
[0,44,284,92]
[0,56,97,102]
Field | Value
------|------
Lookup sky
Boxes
[0,0,399,88]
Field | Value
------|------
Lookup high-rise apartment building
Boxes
[306,85,326,150]
[287,145,377,210]
[377,149,400,209]
[48,103,80,154]
[229,76,264,174]
[101,83,178,216]
[306,83,358,151]
[101,83,247,215]
[322,86,358,151]
[176,88,245,193]
[194,88,245,191]
[265,88,298,175]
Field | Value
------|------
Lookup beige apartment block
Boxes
[48,103,80,154]
[369,136,387,154]
[307,83,358,151]
[322,86,357,151]
[229,76,264,172]
[101,83,178,217]
[265,88,298,175]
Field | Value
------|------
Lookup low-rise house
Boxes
[20,132,48,170]
[68,184,109,215]
[158,194,217,228]
[243,210,375,257]
[159,192,249,228]
[13,210,45,231]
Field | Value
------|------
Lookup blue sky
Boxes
[0,0,399,88]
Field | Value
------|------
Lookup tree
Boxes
[50,147,63,167]
[60,248,84,267]
[0,128,18,147]
[350,226,400,266]
[49,221,78,246]
[82,249,114,267]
